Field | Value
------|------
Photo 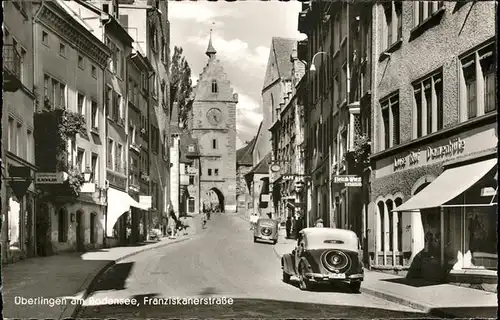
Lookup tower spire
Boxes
[206,24,217,58]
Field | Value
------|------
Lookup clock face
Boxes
[207,108,222,125]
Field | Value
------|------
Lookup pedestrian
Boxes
[168,210,177,239]
[285,216,292,239]
[249,213,259,230]
[315,218,324,228]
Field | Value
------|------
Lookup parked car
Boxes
[253,218,279,244]
[281,227,364,292]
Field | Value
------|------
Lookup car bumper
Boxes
[304,272,364,283]
[255,235,277,241]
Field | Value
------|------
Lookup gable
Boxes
[193,58,238,103]
[262,46,280,90]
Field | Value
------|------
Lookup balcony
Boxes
[3,44,22,92]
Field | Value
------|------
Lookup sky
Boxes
[168,0,305,149]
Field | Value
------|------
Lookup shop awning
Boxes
[106,188,151,236]
[394,158,497,212]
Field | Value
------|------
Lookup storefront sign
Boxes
[332,175,362,187]
[282,174,295,181]
[394,138,466,171]
[426,138,465,161]
[376,123,496,179]
[35,172,67,184]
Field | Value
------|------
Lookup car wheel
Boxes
[253,237,257,243]
[349,282,361,293]
[273,239,278,245]
[298,265,310,291]
[282,271,291,283]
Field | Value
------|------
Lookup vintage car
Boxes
[281,228,364,292]
[253,218,279,244]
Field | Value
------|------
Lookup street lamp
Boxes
[309,51,329,72]
[83,167,92,183]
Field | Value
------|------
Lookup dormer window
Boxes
[211,80,218,93]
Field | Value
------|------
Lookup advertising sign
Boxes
[139,196,152,208]
[332,175,362,187]
[35,172,67,184]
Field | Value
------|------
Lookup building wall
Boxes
[170,135,180,214]
[372,1,496,153]
[236,165,252,212]
[31,0,110,254]
[368,1,497,268]
[2,2,37,262]
[191,55,237,212]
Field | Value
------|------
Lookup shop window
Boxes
[188,198,195,213]
[386,200,394,251]
[58,209,68,242]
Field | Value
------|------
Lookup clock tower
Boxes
[190,30,238,213]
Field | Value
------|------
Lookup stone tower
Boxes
[191,30,238,213]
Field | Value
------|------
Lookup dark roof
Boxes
[206,34,217,57]
[179,132,200,163]
[246,152,271,177]
[236,137,256,166]
[272,37,297,79]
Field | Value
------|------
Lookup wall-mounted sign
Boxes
[427,138,465,161]
[35,172,67,184]
[394,138,465,171]
[282,174,295,181]
[332,175,362,187]
[270,164,281,172]
[139,196,152,207]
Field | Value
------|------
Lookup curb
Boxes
[359,286,432,313]
[62,237,190,319]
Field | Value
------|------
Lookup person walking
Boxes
[249,213,259,230]
[285,216,292,239]
[168,210,177,239]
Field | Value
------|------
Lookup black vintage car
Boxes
[281,227,364,292]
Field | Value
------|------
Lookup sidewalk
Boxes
[2,216,199,319]
[361,271,498,318]
[271,231,497,318]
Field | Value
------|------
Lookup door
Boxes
[76,211,84,252]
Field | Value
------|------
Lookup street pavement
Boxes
[2,216,198,319]
[76,213,433,319]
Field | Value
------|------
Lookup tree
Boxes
[170,46,193,128]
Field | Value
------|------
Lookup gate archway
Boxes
[204,188,225,213]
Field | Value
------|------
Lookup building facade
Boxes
[2,0,37,263]
[190,34,238,213]
[236,138,256,215]
[31,0,112,255]
[261,37,300,220]
[367,1,497,286]
[298,1,372,235]
[269,43,307,226]
[179,133,201,216]
[118,0,171,231]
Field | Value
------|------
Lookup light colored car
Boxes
[253,218,279,245]
[281,227,364,292]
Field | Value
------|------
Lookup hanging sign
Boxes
[332,175,362,187]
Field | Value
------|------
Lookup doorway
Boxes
[76,210,85,252]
